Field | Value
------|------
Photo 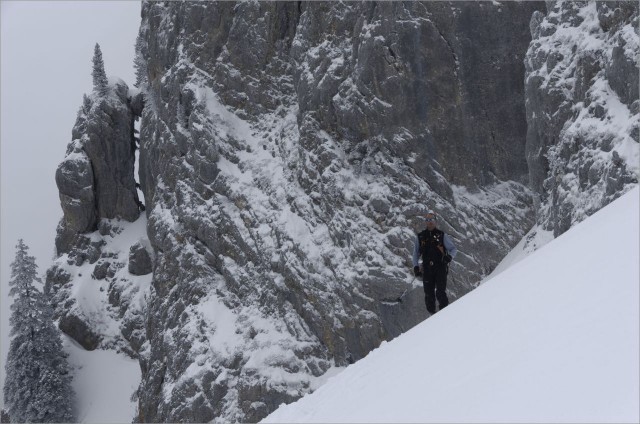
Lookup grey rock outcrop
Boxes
[47,77,147,355]
[55,149,96,241]
[58,312,102,351]
[133,2,541,422]
[525,1,639,237]
[293,1,540,190]
[92,260,112,280]
[55,79,141,255]
[128,241,153,275]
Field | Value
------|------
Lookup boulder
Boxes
[92,261,111,280]
[58,312,102,351]
[129,241,153,275]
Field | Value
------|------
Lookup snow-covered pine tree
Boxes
[133,34,147,88]
[3,240,76,423]
[92,43,109,96]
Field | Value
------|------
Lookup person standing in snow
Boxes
[413,211,457,314]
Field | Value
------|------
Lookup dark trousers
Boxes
[422,264,448,314]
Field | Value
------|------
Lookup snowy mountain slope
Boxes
[263,186,640,423]
[484,222,554,280]
[64,339,140,424]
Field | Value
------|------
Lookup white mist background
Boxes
[1,1,141,405]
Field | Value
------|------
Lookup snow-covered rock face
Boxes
[525,1,639,237]
[46,80,148,355]
[134,2,540,422]
[45,218,151,356]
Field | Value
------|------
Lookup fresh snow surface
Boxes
[485,225,554,280]
[65,337,140,423]
[264,186,640,423]
[44,216,151,422]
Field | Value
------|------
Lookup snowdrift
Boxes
[264,187,640,423]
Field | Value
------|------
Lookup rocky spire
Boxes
[48,51,144,351]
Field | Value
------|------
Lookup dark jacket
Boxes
[412,229,457,267]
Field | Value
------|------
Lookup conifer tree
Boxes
[133,34,148,88]
[3,240,75,423]
[92,43,109,96]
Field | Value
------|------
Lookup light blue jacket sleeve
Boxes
[412,236,420,267]
[443,234,457,259]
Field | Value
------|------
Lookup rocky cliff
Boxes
[525,1,638,242]
[133,2,539,421]
[44,1,638,423]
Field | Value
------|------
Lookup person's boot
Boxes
[426,303,436,315]
[425,296,436,314]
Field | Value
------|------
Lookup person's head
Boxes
[425,211,437,230]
